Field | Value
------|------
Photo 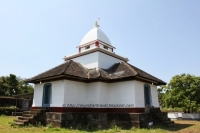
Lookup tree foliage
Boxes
[159,74,200,112]
[0,74,34,96]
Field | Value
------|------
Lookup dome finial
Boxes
[94,18,100,27]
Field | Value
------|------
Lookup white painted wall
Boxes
[133,80,159,107]
[182,113,200,119]
[99,44,112,52]
[168,113,178,119]
[33,80,159,109]
[32,81,65,107]
[80,43,96,53]
[51,81,65,107]
[64,80,87,105]
[98,52,123,69]
[108,82,135,105]
[80,47,85,52]
[32,83,43,107]
[98,82,108,104]
[80,43,113,53]
[99,44,103,49]
[72,52,99,69]
[150,84,159,107]
[108,48,112,52]
[71,51,123,69]
[134,80,145,107]
[168,113,200,120]
[63,80,135,108]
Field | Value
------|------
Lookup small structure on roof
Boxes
[26,22,166,128]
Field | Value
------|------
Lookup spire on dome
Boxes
[79,19,113,47]
[94,21,100,27]
[94,18,100,27]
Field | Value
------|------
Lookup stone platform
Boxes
[46,112,152,129]
[13,108,174,128]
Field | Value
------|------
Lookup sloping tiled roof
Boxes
[128,64,165,84]
[26,60,166,85]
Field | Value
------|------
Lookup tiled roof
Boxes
[26,60,166,85]
[128,64,165,84]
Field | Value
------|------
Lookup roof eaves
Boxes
[136,76,166,85]
[26,62,68,82]
[64,48,129,62]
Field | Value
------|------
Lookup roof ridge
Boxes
[60,60,72,74]
[122,62,137,75]
[104,63,120,73]
[87,71,90,79]
[76,62,89,72]
[99,68,112,79]
[96,67,101,77]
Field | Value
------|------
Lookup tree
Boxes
[0,75,17,96]
[158,74,200,112]
[17,77,34,94]
[0,74,34,96]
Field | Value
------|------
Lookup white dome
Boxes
[80,26,111,46]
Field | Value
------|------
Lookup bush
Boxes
[110,120,121,131]
[161,107,183,112]
[0,107,20,115]
[130,126,136,131]
[161,107,200,113]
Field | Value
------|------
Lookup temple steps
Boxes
[18,116,30,120]
[12,109,47,126]
[150,108,175,127]
[14,119,28,123]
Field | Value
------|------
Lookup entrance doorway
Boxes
[144,84,151,106]
[42,83,52,107]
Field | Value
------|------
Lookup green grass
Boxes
[1,115,200,133]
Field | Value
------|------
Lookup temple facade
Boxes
[26,22,167,128]
[27,22,166,113]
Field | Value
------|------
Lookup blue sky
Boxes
[0,0,200,84]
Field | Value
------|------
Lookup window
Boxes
[42,83,52,107]
[103,45,108,50]
[85,45,90,50]
[144,84,152,106]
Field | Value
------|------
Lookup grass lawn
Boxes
[0,115,200,133]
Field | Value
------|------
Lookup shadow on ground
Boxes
[154,123,194,132]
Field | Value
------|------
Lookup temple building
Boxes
[25,22,167,128]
